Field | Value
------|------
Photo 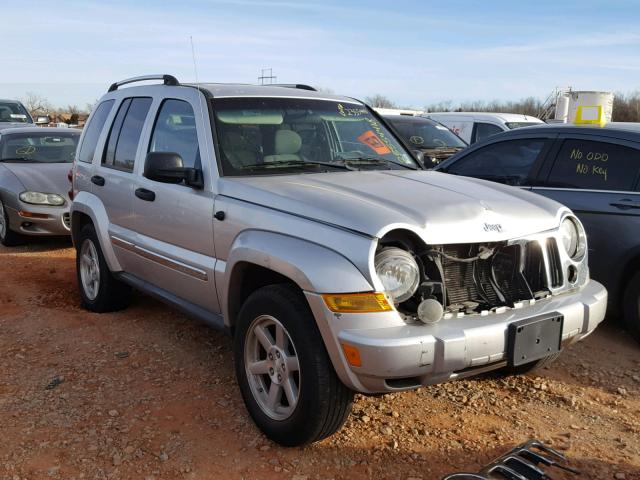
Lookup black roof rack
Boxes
[108,74,179,92]
[269,84,317,92]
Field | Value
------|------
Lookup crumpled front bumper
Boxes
[306,279,607,394]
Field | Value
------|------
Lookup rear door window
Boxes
[77,100,114,163]
[473,122,503,143]
[446,138,547,186]
[103,97,152,172]
[546,139,640,191]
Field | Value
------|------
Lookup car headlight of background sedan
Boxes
[560,216,586,260]
[374,247,420,304]
[19,191,66,206]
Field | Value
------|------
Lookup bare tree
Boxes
[365,94,397,109]
[21,92,52,116]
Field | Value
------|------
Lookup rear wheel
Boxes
[623,271,640,343]
[0,200,25,247]
[76,223,131,312]
[234,284,354,446]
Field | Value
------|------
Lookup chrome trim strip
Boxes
[110,236,208,281]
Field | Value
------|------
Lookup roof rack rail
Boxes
[269,84,317,92]
[108,74,179,92]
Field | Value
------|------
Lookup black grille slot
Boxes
[546,238,563,287]
[523,241,546,293]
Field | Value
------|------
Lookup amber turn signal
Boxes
[341,343,362,367]
[322,292,392,313]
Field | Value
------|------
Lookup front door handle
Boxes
[91,175,105,187]
[610,199,640,210]
[135,188,156,202]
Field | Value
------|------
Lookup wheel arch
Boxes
[220,230,374,329]
[70,191,122,272]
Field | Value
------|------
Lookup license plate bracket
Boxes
[507,313,563,367]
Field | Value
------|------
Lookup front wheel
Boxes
[0,199,25,247]
[234,284,354,446]
[623,271,640,343]
[76,223,131,312]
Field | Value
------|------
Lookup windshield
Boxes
[388,117,467,149]
[212,97,418,175]
[0,102,32,123]
[505,122,541,129]
[0,132,80,163]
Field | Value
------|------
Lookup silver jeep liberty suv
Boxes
[70,75,607,446]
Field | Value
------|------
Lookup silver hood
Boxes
[2,162,72,202]
[219,170,567,244]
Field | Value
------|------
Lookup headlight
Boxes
[19,191,65,206]
[560,217,586,260]
[374,247,420,303]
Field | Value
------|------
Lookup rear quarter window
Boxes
[77,100,115,163]
[546,139,640,191]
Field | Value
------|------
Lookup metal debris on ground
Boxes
[442,440,579,479]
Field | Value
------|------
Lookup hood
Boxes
[2,162,71,202]
[219,170,566,244]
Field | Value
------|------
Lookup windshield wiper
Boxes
[240,160,354,171]
[0,157,35,163]
[340,155,418,171]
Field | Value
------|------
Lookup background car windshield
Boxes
[1,132,79,163]
[213,97,416,175]
[393,118,467,149]
[505,122,540,129]
[0,102,31,123]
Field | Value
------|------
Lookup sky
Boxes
[2,0,640,109]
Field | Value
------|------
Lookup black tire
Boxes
[0,199,26,247]
[234,284,354,446]
[623,271,640,343]
[76,223,131,312]
[503,351,562,376]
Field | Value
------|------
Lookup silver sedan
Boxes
[0,126,80,246]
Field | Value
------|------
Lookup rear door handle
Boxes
[91,175,105,187]
[610,199,640,210]
[135,188,156,202]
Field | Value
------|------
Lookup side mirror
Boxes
[35,115,51,125]
[412,150,426,168]
[144,152,203,189]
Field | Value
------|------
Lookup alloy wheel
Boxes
[244,315,301,420]
[79,239,100,301]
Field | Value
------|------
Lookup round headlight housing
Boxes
[19,191,65,206]
[374,247,420,304]
[560,216,586,260]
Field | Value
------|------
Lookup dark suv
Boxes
[436,123,640,341]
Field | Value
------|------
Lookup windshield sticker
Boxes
[357,130,392,155]
[337,104,368,117]
[16,146,36,155]
[10,114,27,119]
[409,135,424,145]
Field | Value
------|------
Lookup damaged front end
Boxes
[376,223,587,324]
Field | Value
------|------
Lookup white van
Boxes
[425,112,544,144]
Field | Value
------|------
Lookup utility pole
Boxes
[258,68,277,85]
